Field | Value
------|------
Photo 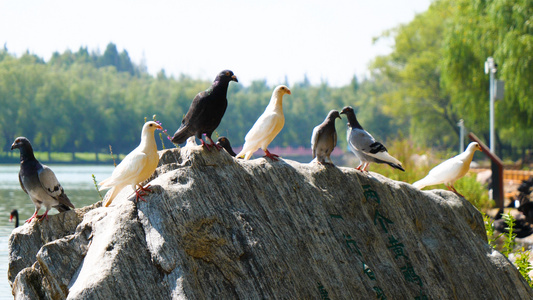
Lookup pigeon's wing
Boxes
[311,125,320,158]
[38,166,75,208]
[244,112,282,146]
[100,150,148,189]
[38,166,65,199]
[426,158,464,183]
[351,129,378,153]
[18,173,28,195]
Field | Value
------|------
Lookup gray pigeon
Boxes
[11,137,75,222]
[311,110,341,165]
[340,106,404,172]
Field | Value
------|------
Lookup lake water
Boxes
[0,164,113,299]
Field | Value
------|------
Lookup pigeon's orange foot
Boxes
[264,149,280,161]
[206,136,223,150]
[200,139,213,151]
[38,210,50,221]
[135,184,152,202]
[26,212,39,223]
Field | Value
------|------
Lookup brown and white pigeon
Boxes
[99,121,162,207]
[340,106,404,172]
[171,70,238,150]
[11,137,75,222]
[236,85,291,161]
[311,110,341,165]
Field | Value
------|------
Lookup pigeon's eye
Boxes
[225,72,230,76]
[149,124,153,127]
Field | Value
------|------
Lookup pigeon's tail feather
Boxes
[412,178,429,190]
[387,162,405,172]
[103,186,121,207]
[171,126,192,145]
[53,203,72,213]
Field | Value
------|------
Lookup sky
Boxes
[0,0,431,87]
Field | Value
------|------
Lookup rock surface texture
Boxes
[8,147,533,299]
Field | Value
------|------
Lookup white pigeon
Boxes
[99,121,162,207]
[236,85,291,161]
[340,106,404,172]
[413,142,482,194]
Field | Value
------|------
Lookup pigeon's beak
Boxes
[231,75,238,82]
[156,124,163,130]
[286,89,292,95]
[10,143,17,150]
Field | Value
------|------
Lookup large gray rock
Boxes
[8,146,533,299]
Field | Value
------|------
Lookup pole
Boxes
[485,57,496,153]
[457,119,464,153]
[489,69,495,153]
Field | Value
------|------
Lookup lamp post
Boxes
[457,119,464,153]
[484,57,497,153]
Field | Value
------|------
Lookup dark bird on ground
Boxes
[171,70,238,150]
[11,137,75,222]
[340,106,404,172]
[216,136,237,157]
[9,209,19,228]
[311,110,341,165]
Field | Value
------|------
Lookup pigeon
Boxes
[340,106,404,172]
[413,142,482,194]
[236,85,291,161]
[99,121,162,207]
[171,70,238,150]
[216,136,237,157]
[311,110,341,165]
[11,137,75,222]
[9,209,19,228]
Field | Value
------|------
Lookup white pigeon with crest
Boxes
[236,85,291,161]
[413,142,482,194]
[99,121,162,207]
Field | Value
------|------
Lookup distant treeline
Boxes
[1,0,531,161]
[0,44,364,158]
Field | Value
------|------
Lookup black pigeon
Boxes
[11,137,75,222]
[311,110,341,165]
[216,136,237,157]
[171,70,238,150]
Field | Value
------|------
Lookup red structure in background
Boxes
[469,132,504,217]
[231,146,345,157]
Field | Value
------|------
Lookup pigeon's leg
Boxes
[200,138,212,151]
[134,184,152,202]
[448,185,464,197]
[362,163,370,172]
[206,136,223,150]
[263,149,280,161]
[355,161,364,170]
[26,210,40,223]
[38,209,51,221]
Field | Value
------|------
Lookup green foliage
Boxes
[483,213,500,248]
[515,249,533,288]
[489,213,533,287]
[501,212,517,258]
